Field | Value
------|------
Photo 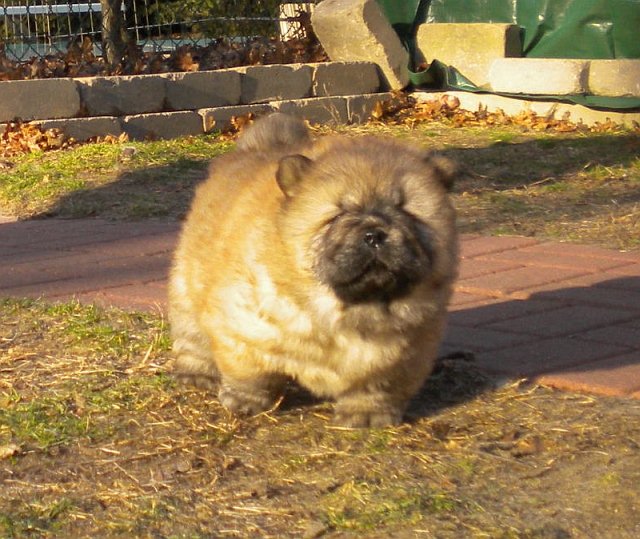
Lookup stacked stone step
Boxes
[416,19,640,97]
[313,0,640,98]
[0,62,388,141]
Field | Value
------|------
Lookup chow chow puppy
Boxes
[169,113,458,427]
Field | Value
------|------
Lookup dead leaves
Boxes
[0,122,74,159]
[0,123,133,160]
[0,34,327,81]
[372,93,634,134]
[0,443,20,460]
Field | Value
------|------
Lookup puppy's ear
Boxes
[276,155,313,197]
[425,154,459,192]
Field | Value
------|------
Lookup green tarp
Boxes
[375,0,640,109]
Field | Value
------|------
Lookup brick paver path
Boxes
[1,218,639,398]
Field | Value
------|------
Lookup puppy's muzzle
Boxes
[363,228,387,250]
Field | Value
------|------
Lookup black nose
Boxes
[363,228,387,249]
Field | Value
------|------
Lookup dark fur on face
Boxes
[314,203,434,303]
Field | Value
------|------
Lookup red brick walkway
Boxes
[1,218,639,399]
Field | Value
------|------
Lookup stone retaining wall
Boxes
[0,61,389,141]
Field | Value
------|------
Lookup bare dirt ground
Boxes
[1,300,639,538]
[1,96,640,537]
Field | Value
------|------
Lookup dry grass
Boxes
[2,299,640,537]
[2,100,640,536]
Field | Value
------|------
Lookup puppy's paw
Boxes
[175,372,218,391]
[218,383,278,416]
[173,353,219,391]
[332,408,403,428]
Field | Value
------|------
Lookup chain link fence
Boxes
[0,1,318,62]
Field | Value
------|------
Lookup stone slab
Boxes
[588,59,640,98]
[311,0,409,90]
[413,91,640,128]
[36,116,122,141]
[166,69,242,110]
[0,79,80,122]
[238,64,313,104]
[121,111,203,140]
[274,96,349,125]
[488,58,589,95]
[417,23,522,87]
[312,61,380,97]
[199,103,275,133]
[78,74,166,116]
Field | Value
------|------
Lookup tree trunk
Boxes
[100,0,126,68]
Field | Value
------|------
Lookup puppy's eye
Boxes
[323,211,344,228]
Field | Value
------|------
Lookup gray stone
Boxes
[238,64,313,104]
[417,23,521,87]
[588,60,640,97]
[413,90,640,128]
[121,111,203,140]
[36,117,122,141]
[488,58,589,95]
[0,79,80,122]
[273,96,349,124]
[312,61,381,97]
[166,70,242,110]
[78,75,166,116]
[199,104,275,133]
[311,0,409,90]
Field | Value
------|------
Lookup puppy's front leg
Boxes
[218,373,288,417]
[333,389,407,428]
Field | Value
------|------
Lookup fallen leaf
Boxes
[0,443,20,459]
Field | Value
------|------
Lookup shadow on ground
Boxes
[25,132,640,222]
[205,275,640,423]
[443,276,640,391]
[442,133,640,190]
[37,160,210,220]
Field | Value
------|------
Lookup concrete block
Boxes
[413,91,640,129]
[36,117,122,141]
[199,104,275,133]
[121,111,203,140]
[273,96,349,125]
[588,60,640,97]
[78,75,166,116]
[311,0,409,90]
[312,61,381,97]
[166,70,242,110]
[347,92,393,124]
[0,79,80,122]
[488,58,589,95]
[417,23,521,87]
[238,64,313,104]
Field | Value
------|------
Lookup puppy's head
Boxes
[277,137,458,305]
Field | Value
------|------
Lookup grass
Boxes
[1,120,638,249]
[0,136,232,219]
[1,299,640,537]
[0,299,172,451]
[1,115,639,535]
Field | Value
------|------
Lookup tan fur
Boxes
[169,114,458,427]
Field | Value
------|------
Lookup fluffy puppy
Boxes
[169,113,458,427]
